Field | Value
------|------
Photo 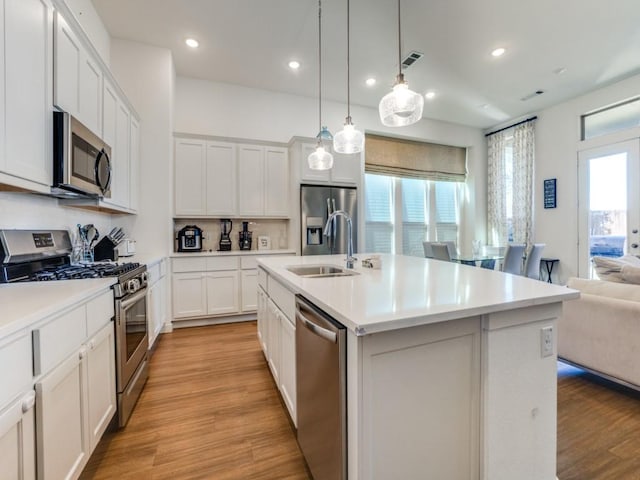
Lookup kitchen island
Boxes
[257,253,579,480]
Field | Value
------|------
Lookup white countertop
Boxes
[171,249,295,258]
[0,278,115,338]
[258,254,580,335]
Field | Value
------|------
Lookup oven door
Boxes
[115,287,148,392]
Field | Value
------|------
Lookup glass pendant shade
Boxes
[334,121,364,154]
[379,78,424,127]
[308,145,334,170]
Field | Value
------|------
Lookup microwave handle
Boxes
[95,149,112,194]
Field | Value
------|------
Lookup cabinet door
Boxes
[53,12,80,117]
[266,300,280,384]
[238,144,265,216]
[279,313,296,426]
[111,103,130,207]
[206,271,240,316]
[174,139,207,216]
[85,322,116,453]
[330,151,362,185]
[257,287,268,354]
[241,269,258,312]
[3,0,52,186]
[300,143,331,183]
[172,273,206,318]
[102,80,117,154]
[206,141,237,216]
[265,146,289,217]
[129,117,140,212]
[35,349,87,480]
[79,53,102,136]
[0,391,36,480]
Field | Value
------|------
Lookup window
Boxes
[582,97,640,140]
[364,173,462,256]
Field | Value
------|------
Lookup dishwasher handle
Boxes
[296,309,337,343]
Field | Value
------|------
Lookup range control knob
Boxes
[126,278,140,293]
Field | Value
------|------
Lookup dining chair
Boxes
[480,259,496,270]
[444,241,458,258]
[501,243,526,275]
[523,243,546,279]
[431,243,452,262]
[422,241,434,258]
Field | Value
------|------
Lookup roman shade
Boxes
[364,134,467,182]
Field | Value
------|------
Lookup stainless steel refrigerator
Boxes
[300,184,357,256]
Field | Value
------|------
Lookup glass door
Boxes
[578,140,640,277]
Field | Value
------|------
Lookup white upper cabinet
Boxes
[129,117,140,212]
[238,144,265,216]
[206,141,237,216]
[174,138,207,216]
[0,0,53,191]
[297,141,362,186]
[53,12,102,136]
[174,136,289,218]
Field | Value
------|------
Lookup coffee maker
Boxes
[219,219,232,251]
[239,222,252,250]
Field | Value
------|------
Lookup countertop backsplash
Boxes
[173,218,289,253]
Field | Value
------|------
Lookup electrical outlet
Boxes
[541,326,554,358]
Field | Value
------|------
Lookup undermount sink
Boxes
[286,264,359,278]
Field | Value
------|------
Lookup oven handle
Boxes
[118,287,147,310]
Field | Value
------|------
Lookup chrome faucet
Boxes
[324,210,356,269]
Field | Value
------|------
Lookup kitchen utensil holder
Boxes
[93,237,118,261]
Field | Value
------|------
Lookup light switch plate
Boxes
[541,326,554,357]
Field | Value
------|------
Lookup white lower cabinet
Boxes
[172,272,207,319]
[241,270,258,312]
[147,260,168,348]
[206,271,240,315]
[279,312,296,425]
[259,268,296,426]
[0,391,36,480]
[35,347,87,480]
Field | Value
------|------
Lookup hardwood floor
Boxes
[81,322,640,480]
[557,362,640,480]
[80,322,310,480]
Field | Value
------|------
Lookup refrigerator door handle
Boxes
[326,198,333,249]
[332,198,337,242]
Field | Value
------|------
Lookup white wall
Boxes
[535,73,640,283]
[175,77,487,254]
[108,40,175,259]
[63,0,110,65]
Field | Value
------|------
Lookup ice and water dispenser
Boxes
[305,217,324,246]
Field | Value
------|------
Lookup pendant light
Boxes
[378,0,424,127]
[308,0,334,170]
[333,0,364,154]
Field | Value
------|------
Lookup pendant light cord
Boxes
[318,0,322,134]
[397,0,402,79]
[346,0,351,120]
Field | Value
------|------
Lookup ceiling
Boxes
[92,0,640,129]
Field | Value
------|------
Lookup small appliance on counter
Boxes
[177,225,203,252]
[239,221,252,250]
[219,219,232,251]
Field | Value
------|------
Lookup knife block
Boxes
[93,237,118,261]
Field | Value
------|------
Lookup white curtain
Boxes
[487,120,535,247]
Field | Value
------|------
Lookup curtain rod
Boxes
[484,116,537,137]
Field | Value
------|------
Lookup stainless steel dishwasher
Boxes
[295,295,347,480]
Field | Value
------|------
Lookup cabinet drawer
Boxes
[86,290,115,337]
[33,305,87,377]
[240,256,258,270]
[206,256,238,271]
[258,267,268,290]
[0,332,32,407]
[268,276,295,323]
[172,257,206,273]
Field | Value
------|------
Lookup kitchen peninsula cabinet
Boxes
[174,135,289,218]
[258,254,580,480]
[0,0,53,194]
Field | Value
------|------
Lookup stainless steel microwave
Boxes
[52,111,112,198]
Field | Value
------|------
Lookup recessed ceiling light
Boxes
[491,47,506,57]
[185,38,199,48]
[479,103,490,109]
[554,67,567,75]
[366,78,376,86]
[288,60,300,70]
[425,91,436,99]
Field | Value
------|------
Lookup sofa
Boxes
[559,276,640,388]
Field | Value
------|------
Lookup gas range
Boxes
[23,261,142,281]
